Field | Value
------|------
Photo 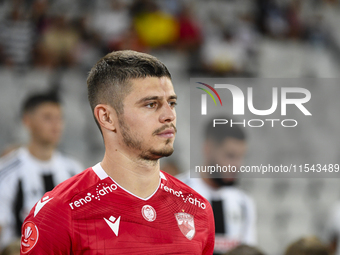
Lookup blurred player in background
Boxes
[284,236,329,255]
[20,50,215,254]
[323,202,340,255]
[223,244,265,255]
[180,116,256,255]
[0,91,82,250]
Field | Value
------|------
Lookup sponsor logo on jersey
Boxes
[175,213,195,240]
[141,205,156,222]
[69,182,117,210]
[21,221,39,254]
[34,196,53,217]
[104,215,121,236]
[160,183,206,210]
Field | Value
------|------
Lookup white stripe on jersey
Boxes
[0,147,83,248]
[178,173,257,253]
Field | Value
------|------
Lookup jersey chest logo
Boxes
[174,213,195,240]
[104,216,121,236]
[141,205,156,222]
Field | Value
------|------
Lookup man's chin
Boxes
[139,146,174,161]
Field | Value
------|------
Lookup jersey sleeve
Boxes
[20,193,72,255]
[0,164,20,248]
[0,171,17,227]
[202,201,215,255]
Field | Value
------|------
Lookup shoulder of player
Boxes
[0,148,23,181]
[41,167,98,205]
[161,171,209,203]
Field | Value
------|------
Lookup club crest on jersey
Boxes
[141,205,156,222]
[175,213,195,240]
[21,221,39,254]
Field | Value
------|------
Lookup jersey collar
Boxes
[92,162,167,201]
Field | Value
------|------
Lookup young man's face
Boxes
[117,76,177,161]
[24,103,64,146]
[205,137,247,185]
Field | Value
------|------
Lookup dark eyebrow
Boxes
[136,95,177,104]
[169,95,177,100]
[136,96,160,104]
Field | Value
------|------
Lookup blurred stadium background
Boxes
[1,0,340,254]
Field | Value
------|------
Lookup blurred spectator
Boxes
[89,0,131,51]
[73,16,103,71]
[116,25,146,52]
[177,4,202,51]
[255,0,289,38]
[31,0,49,35]
[0,7,35,70]
[284,236,330,255]
[176,4,203,74]
[201,28,247,76]
[36,15,80,68]
[157,0,182,16]
[305,14,329,47]
[286,0,303,39]
[233,13,259,76]
[223,244,265,255]
[179,116,256,255]
[0,91,82,249]
[131,0,179,49]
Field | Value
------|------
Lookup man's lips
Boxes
[156,129,175,138]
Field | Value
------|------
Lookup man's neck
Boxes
[27,141,55,161]
[101,149,160,199]
[202,176,220,189]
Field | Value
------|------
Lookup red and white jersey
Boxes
[20,163,215,254]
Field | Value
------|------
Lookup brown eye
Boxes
[146,102,157,108]
[169,101,177,108]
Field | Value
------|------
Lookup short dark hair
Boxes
[21,91,60,116]
[284,236,330,255]
[224,244,265,255]
[87,50,171,128]
[205,116,246,144]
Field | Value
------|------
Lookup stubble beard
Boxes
[118,117,174,162]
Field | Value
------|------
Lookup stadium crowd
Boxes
[0,0,335,76]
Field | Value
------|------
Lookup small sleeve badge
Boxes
[21,221,39,253]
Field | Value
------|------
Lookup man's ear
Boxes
[22,113,31,128]
[94,104,117,132]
